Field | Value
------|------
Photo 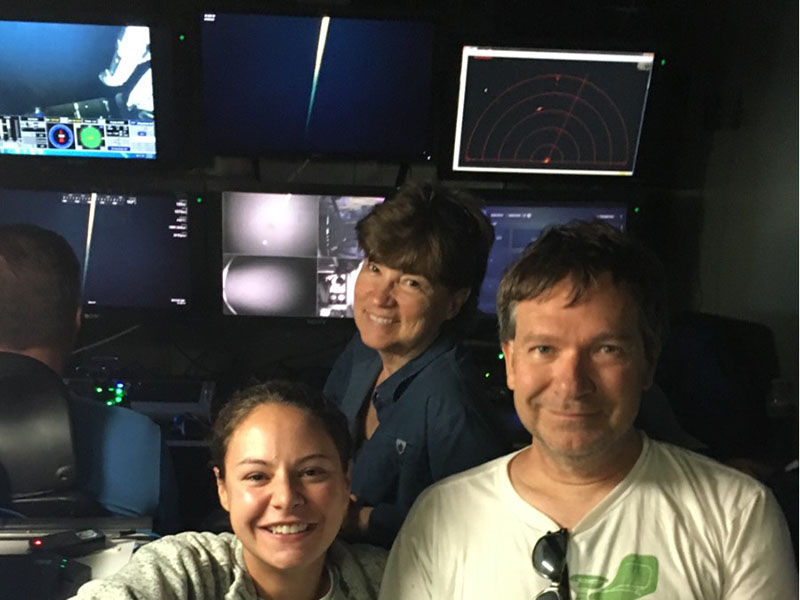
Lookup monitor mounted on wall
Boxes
[0,19,158,160]
[0,188,191,311]
[201,12,434,161]
[478,201,627,313]
[453,47,654,176]
[221,191,384,318]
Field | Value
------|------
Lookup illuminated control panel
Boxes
[0,115,156,159]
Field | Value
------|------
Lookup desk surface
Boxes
[0,515,152,537]
[0,516,152,590]
[0,522,146,600]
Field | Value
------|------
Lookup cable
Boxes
[287,158,311,183]
[171,341,225,377]
[71,324,142,355]
[0,507,27,519]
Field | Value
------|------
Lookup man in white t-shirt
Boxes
[380,221,797,600]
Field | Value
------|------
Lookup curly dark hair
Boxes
[356,181,494,333]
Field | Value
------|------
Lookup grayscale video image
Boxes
[222,192,318,257]
[318,195,383,258]
[317,257,362,318]
[221,191,383,318]
[222,256,317,316]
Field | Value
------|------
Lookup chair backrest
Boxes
[0,352,102,517]
[0,353,76,500]
[655,311,779,460]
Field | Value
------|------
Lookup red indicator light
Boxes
[33,539,42,546]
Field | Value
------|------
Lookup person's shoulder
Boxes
[646,439,772,510]
[333,334,381,370]
[71,532,245,599]
[329,540,387,599]
[332,539,388,568]
[140,531,237,557]
[68,393,158,430]
[650,439,765,484]
[393,452,515,548]
[415,451,513,506]
[415,342,484,399]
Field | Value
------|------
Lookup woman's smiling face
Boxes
[215,402,351,580]
[353,260,466,367]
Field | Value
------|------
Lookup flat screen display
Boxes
[479,203,627,313]
[0,189,190,310]
[201,13,434,160]
[222,192,384,317]
[454,47,654,175]
[0,20,157,159]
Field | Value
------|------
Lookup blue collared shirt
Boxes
[324,333,506,547]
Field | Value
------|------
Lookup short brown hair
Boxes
[210,380,351,479]
[0,224,81,353]
[356,182,494,330]
[497,220,667,364]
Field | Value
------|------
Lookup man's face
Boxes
[502,273,655,463]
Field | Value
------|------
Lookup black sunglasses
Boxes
[532,528,570,600]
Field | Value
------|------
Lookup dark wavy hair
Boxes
[497,220,668,364]
[210,380,352,479]
[356,182,494,333]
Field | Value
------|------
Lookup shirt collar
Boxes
[374,332,457,404]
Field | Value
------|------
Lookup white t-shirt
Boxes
[380,435,797,600]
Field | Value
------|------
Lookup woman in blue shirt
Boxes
[324,182,506,548]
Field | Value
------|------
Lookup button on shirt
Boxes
[324,332,506,548]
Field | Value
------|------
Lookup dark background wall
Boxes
[0,0,796,432]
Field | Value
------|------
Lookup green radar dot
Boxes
[80,126,103,149]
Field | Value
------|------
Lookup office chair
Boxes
[0,352,102,517]
[654,311,780,461]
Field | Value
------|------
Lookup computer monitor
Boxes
[453,47,654,176]
[201,12,434,160]
[0,188,191,311]
[478,202,627,313]
[0,19,157,159]
[221,191,384,317]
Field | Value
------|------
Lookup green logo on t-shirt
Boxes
[571,554,658,599]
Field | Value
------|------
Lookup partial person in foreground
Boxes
[324,182,506,548]
[71,381,386,600]
[0,223,177,530]
[380,220,797,599]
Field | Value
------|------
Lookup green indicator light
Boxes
[497,353,504,360]
[179,34,185,41]
[634,206,641,214]
[484,372,490,378]
[106,401,114,406]
[95,386,103,393]
[196,196,203,204]
[79,126,103,149]
[660,58,666,66]
[116,398,123,403]
[116,390,123,396]
[107,387,114,392]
